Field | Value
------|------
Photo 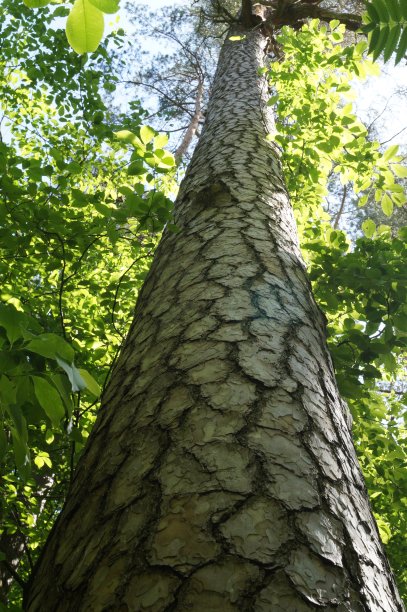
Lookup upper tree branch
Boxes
[240,0,254,27]
[256,0,362,31]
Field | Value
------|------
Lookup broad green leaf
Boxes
[7,405,28,444]
[0,303,27,344]
[394,313,407,332]
[78,368,101,397]
[11,425,30,478]
[88,0,119,13]
[66,0,104,54]
[114,130,140,146]
[32,376,66,427]
[34,451,52,469]
[127,161,145,176]
[56,357,86,392]
[383,144,399,161]
[362,219,376,238]
[381,193,394,216]
[382,353,397,373]
[26,333,74,362]
[0,375,17,405]
[392,164,407,178]
[49,374,74,416]
[154,133,169,148]
[140,125,155,145]
[23,0,50,6]
[385,183,404,193]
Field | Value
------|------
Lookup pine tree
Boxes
[25,2,405,609]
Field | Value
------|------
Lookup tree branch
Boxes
[257,1,362,31]
[175,77,204,162]
[239,0,254,26]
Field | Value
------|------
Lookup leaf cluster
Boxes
[363,0,407,63]
[0,2,175,604]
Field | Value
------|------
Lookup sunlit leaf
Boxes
[88,0,119,13]
[78,368,101,397]
[56,358,86,392]
[32,376,66,426]
[66,0,104,54]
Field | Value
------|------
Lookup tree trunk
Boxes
[25,27,404,612]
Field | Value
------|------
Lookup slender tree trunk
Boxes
[25,27,404,612]
[175,75,204,162]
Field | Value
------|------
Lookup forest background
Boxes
[0,0,406,607]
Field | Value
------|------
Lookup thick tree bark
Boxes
[25,27,404,612]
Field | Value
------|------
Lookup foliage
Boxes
[0,0,175,604]
[24,0,120,53]
[363,0,407,63]
[266,19,406,598]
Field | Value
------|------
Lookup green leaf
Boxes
[382,353,397,373]
[87,0,119,13]
[139,125,155,145]
[362,219,376,238]
[372,0,390,22]
[366,2,380,22]
[10,423,30,478]
[392,164,407,178]
[26,333,74,362]
[373,25,390,61]
[368,26,381,56]
[23,0,51,6]
[0,375,17,407]
[0,304,26,344]
[362,21,377,34]
[56,358,86,392]
[114,130,140,146]
[383,25,401,62]
[34,451,52,469]
[383,144,399,161]
[387,0,401,21]
[154,133,169,149]
[394,313,407,332]
[0,426,7,461]
[7,405,28,444]
[32,376,66,427]
[395,27,407,64]
[48,374,73,417]
[66,0,104,54]
[127,161,145,176]
[381,193,394,216]
[78,368,101,397]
